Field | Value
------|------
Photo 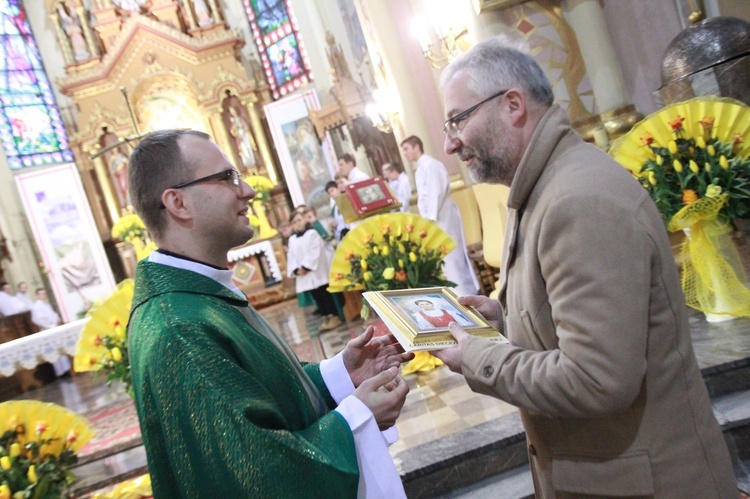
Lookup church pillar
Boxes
[77,6,101,59]
[50,11,75,67]
[288,0,333,92]
[183,0,199,30]
[207,0,223,23]
[562,0,643,140]
[92,155,121,222]
[359,0,450,184]
[562,0,628,113]
[246,96,278,184]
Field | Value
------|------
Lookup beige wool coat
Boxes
[461,105,736,497]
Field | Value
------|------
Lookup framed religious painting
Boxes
[15,163,116,322]
[337,177,400,223]
[363,287,506,352]
[264,90,337,220]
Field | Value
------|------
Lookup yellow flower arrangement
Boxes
[243,175,278,239]
[610,97,750,319]
[328,213,456,319]
[74,280,135,398]
[0,400,94,498]
[243,175,274,204]
[111,214,156,261]
[610,97,750,223]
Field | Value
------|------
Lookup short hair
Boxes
[334,173,347,181]
[382,162,403,174]
[35,288,45,295]
[289,211,305,224]
[414,299,433,306]
[302,206,316,215]
[339,153,356,166]
[325,181,338,191]
[440,35,553,108]
[400,136,423,153]
[128,129,210,239]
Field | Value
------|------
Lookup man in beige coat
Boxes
[434,37,736,497]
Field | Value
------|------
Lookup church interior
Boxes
[0,0,749,496]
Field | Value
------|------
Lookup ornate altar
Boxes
[50,0,288,277]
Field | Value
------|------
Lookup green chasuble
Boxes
[128,261,359,498]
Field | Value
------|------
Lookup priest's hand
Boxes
[343,326,414,388]
[354,367,409,430]
[433,322,473,374]
[457,295,501,329]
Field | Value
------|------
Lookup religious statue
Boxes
[57,2,90,62]
[228,107,257,169]
[99,127,130,209]
[222,91,258,171]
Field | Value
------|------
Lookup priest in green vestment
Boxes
[127,130,412,498]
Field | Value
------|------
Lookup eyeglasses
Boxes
[159,168,241,209]
[169,168,240,190]
[443,89,508,139]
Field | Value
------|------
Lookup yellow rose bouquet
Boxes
[110,214,156,261]
[243,175,278,239]
[610,97,750,319]
[0,401,94,498]
[328,213,456,320]
[74,280,135,398]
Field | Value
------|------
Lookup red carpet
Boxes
[78,398,142,464]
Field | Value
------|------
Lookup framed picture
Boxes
[264,90,337,219]
[364,287,506,352]
[337,177,399,222]
[15,163,116,322]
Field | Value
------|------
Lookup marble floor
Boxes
[9,298,750,497]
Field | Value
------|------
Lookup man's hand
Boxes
[343,326,415,387]
[432,322,474,374]
[457,295,500,328]
[353,367,409,430]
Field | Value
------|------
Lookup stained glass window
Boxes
[242,0,312,100]
[0,0,73,169]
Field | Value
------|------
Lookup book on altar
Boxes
[363,287,507,352]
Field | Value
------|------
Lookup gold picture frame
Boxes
[363,287,507,352]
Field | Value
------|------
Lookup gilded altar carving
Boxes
[49,0,282,277]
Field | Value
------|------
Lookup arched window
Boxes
[242,0,313,100]
[0,0,73,169]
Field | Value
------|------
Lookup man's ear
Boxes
[504,89,527,127]
[160,189,193,221]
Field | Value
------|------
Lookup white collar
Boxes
[149,251,246,299]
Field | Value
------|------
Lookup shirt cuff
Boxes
[320,352,355,404]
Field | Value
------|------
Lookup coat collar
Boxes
[497,104,575,310]
[507,104,573,210]
[131,260,248,313]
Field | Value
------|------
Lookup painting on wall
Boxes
[264,90,337,219]
[15,163,116,322]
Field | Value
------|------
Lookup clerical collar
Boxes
[149,250,245,299]
[155,248,225,270]
[293,223,314,238]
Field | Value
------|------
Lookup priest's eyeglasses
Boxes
[170,168,241,190]
[160,168,241,209]
[443,89,508,139]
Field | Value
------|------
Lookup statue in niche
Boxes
[228,107,257,170]
[99,126,130,209]
[57,2,90,62]
[222,91,258,171]
[192,0,214,27]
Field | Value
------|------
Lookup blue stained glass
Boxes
[243,0,312,100]
[0,0,74,169]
